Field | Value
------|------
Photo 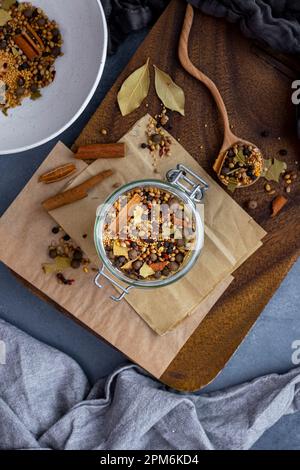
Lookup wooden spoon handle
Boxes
[179,4,236,146]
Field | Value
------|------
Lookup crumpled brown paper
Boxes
[0,115,266,377]
[0,142,233,378]
[49,115,266,335]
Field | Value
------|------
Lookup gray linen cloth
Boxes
[103,1,300,55]
[189,0,300,54]
[1,319,300,450]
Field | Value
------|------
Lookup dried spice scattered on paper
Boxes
[42,227,97,286]
[140,109,174,170]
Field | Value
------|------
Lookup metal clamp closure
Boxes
[166,164,209,204]
[94,265,134,302]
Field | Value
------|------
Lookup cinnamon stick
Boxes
[109,193,142,235]
[75,143,125,160]
[213,152,225,175]
[26,23,44,49]
[173,216,190,228]
[39,163,77,184]
[42,170,114,211]
[14,31,42,60]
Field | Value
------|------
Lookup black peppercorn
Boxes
[37,18,46,27]
[73,249,83,261]
[23,8,34,18]
[48,248,57,259]
[243,146,251,157]
[260,130,269,138]
[19,63,29,70]
[162,267,170,276]
[30,84,38,93]
[17,77,25,87]
[71,259,81,269]
[52,28,60,38]
[51,46,61,58]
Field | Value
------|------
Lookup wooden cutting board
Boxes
[72,0,300,390]
[8,0,299,391]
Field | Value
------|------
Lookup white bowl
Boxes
[0,0,107,155]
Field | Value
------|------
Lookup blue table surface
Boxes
[0,30,299,450]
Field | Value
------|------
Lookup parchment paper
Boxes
[0,142,233,377]
[49,115,266,335]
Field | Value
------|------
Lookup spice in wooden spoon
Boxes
[218,142,264,190]
[178,4,264,190]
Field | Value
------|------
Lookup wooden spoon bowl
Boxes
[214,137,264,188]
[178,4,264,189]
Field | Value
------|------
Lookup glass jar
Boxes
[94,164,209,301]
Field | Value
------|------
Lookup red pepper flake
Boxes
[149,261,168,272]
[56,273,75,285]
[271,195,288,217]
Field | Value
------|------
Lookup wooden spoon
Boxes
[178,4,263,187]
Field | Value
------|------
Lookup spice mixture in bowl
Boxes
[0,0,107,154]
[95,178,205,290]
[218,142,264,189]
[0,1,63,114]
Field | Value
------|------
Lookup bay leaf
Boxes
[154,65,185,116]
[121,258,139,271]
[235,149,246,165]
[0,8,11,25]
[113,241,129,259]
[0,0,16,11]
[227,179,238,193]
[140,263,155,278]
[262,158,287,182]
[31,90,42,101]
[11,46,19,57]
[42,256,71,274]
[117,58,150,116]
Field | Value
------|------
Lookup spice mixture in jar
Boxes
[102,186,197,281]
[0,1,63,114]
[219,142,263,189]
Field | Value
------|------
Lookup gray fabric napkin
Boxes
[104,0,300,55]
[189,0,300,54]
[0,319,300,450]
